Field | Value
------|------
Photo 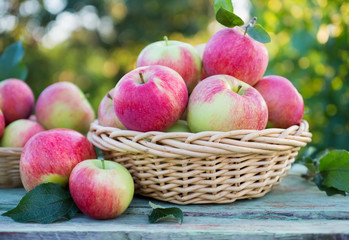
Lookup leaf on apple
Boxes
[214,0,234,14]
[1,183,79,223]
[0,41,28,81]
[215,7,244,28]
[148,201,183,224]
[246,24,271,44]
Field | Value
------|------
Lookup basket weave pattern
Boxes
[88,120,312,205]
[0,147,22,188]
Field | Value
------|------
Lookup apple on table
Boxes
[20,129,97,191]
[187,74,268,132]
[69,159,134,220]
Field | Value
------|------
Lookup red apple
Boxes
[0,78,34,124]
[187,75,268,132]
[20,129,97,191]
[254,75,304,128]
[113,65,188,132]
[98,89,126,129]
[0,110,4,137]
[1,119,45,147]
[69,159,134,220]
[136,38,201,92]
[35,81,95,134]
[203,27,268,86]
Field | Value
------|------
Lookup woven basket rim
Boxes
[88,119,312,158]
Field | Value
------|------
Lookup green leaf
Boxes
[2,183,79,223]
[246,24,271,43]
[148,201,183,224]
[214,0,234,14]
[216,7,244,28]
[0,41,28,81]
[313,173,347,196]
[318,150,349,192]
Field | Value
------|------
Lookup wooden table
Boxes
[0,165,348,239]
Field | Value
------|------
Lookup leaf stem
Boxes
[244,17,257,35]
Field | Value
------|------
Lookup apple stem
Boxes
[139,72,145,84]
[163,36,169,46]
[236,85,243,94]
[244,17,257,35]
[107,93,112,100]
[101,159,105,169]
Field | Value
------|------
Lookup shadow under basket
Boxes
[0,147,23,188]
[88,120,312,205]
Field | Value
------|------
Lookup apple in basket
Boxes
[195,43,208,80]
[0,78,35,124]
[69,159,134,220]
[203,27,268,86]
[187,75,268,132]
[113,65,188,132]
[1,119,45,147]
[35,81,95,134]
[254,75,304,128]
[98,88,126,129]
[136,37,202,92]
[0,110,4,137]
[20,129,97,191]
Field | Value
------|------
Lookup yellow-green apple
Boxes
[203,28,268,86]
[69,159,134,220]
[187,75,268,132]
[1,119,45,147]
[195,43,208,81]
[254,75,304,128]
[136,37,201,92]
[166,120,191,132]
[0,110,4,137]
[0,79,34,124]
[98,89,126,129]
[20,129,97,191]
[35,82,95,134]
[113,65,188,132]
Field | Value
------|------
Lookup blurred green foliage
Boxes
[0,0,348,150]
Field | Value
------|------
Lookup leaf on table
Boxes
[148,201,183,224]
[0,41,28,81]
[246,24,271,43]
[318,150,349,192]
[1,183,79,223]
[313,173,347,196]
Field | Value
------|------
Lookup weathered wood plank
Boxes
[0,165,348,239]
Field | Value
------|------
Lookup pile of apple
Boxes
[98,28,304,135]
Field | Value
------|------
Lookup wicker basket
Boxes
[88,120,312,205]
[0,147,23,188]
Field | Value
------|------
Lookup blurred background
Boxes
[0,0,348,150]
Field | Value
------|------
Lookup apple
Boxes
[203,27,268,86]
[28,115,37,122]
[113,65,188,132]
[166,120,191,132]
[136,37,201,92]
[187,75,268,132]
[98,89,126,129]
[0,110,4,137]
[195,43,208,80]
[254,75,304,128]
[1,119,45,148]
[69,159,134,220]
[0,78,34,124]
[35,81,95,134]
[20,129,97,191]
